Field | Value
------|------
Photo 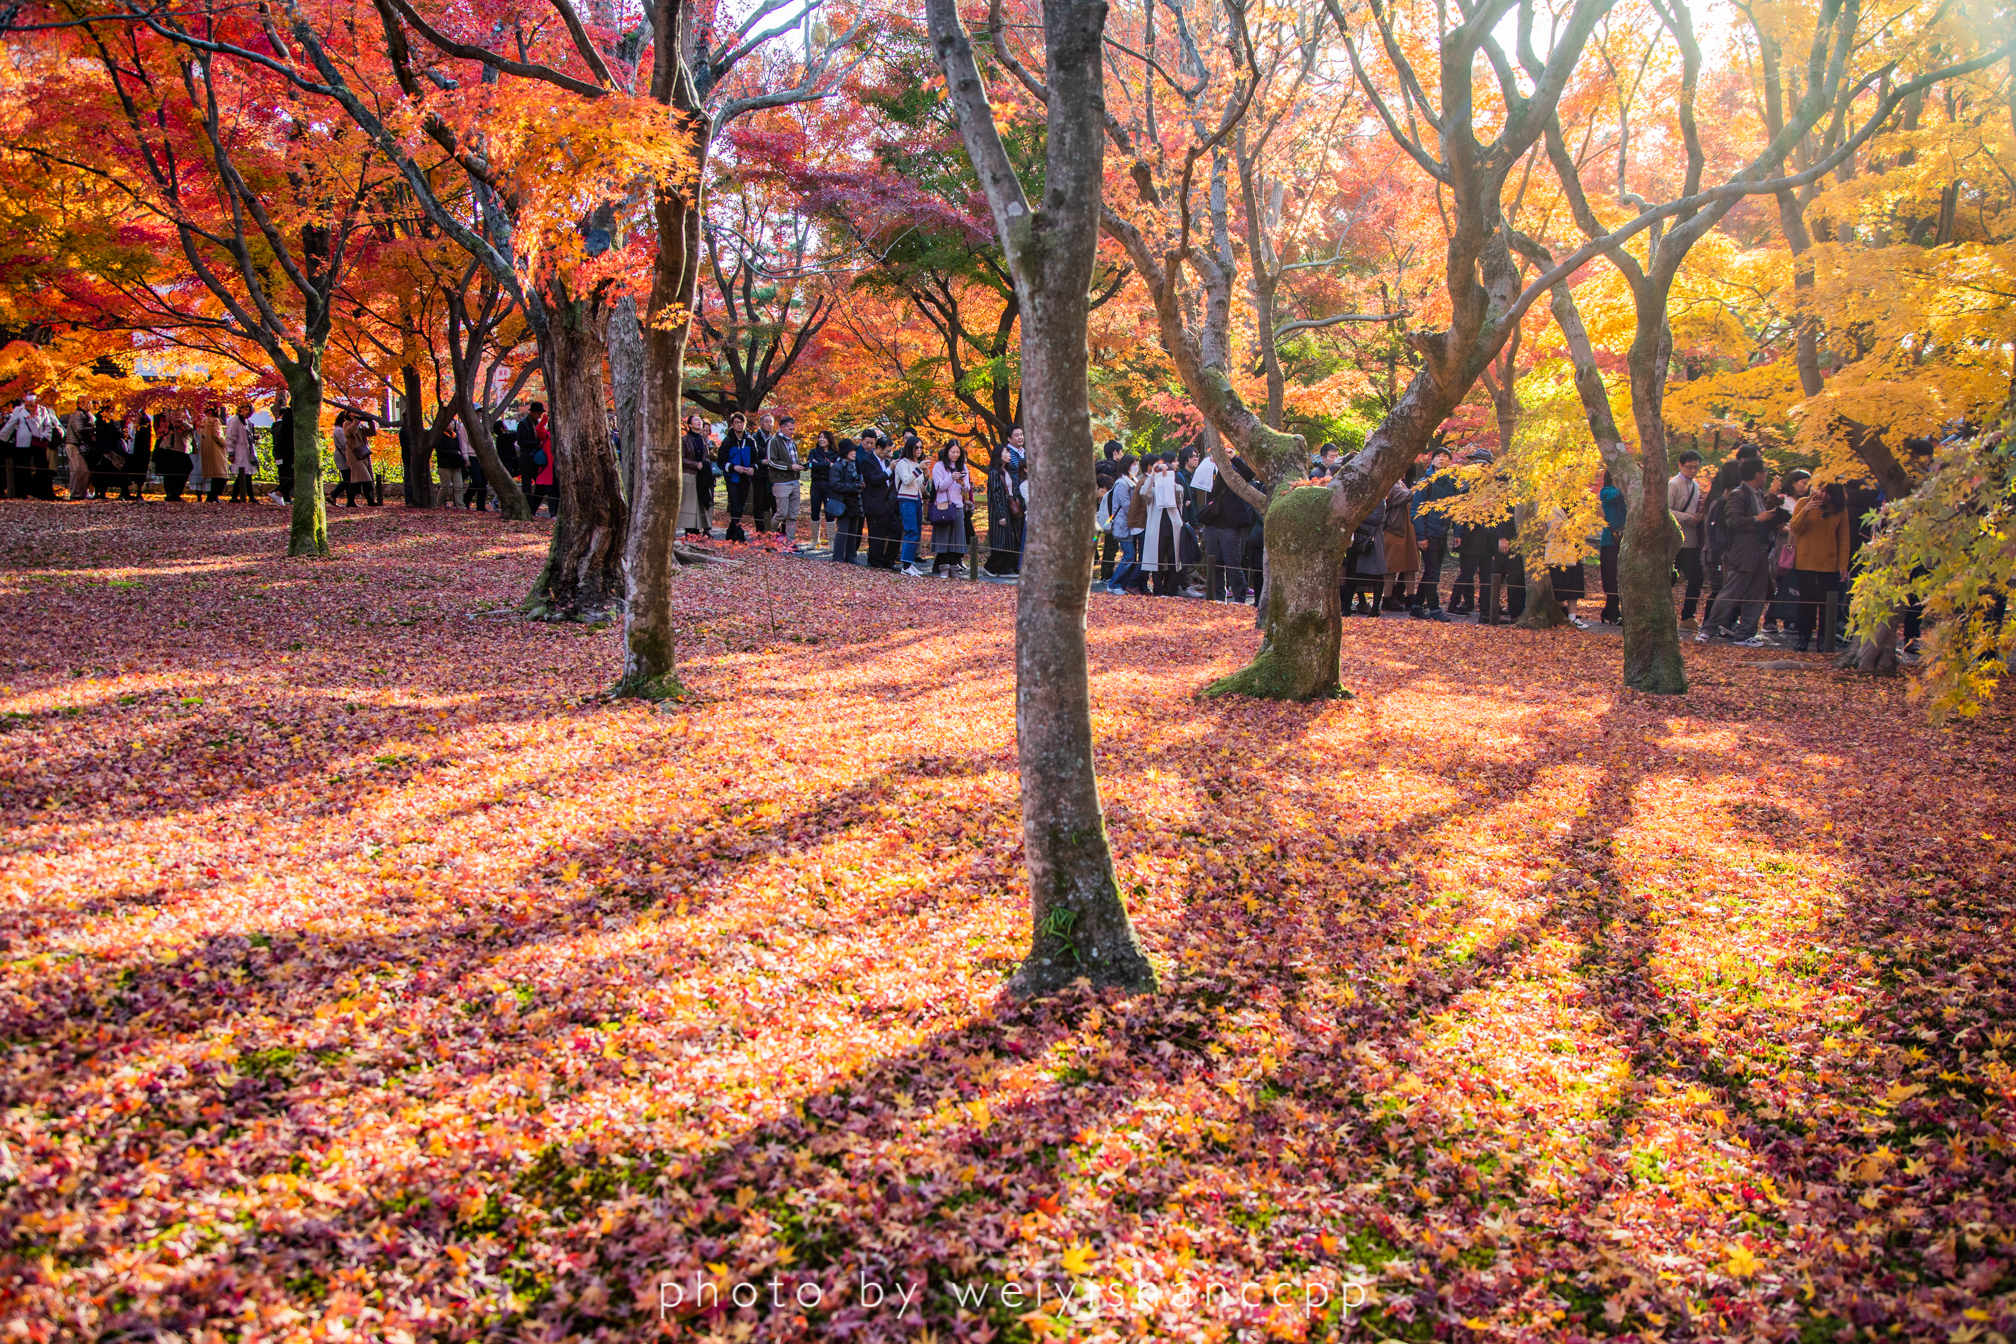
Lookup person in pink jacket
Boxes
[226,403,257,502]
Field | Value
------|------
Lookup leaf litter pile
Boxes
[2,504,2014,1344]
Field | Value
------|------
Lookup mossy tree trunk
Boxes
[928,0,1155,996]
[620,46,712,699]
[1206,484,1346,699]
[282,354,328,558]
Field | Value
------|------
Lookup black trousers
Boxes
[9,446,55,499]
[1675,546,1704,618]
[1791,568,1836,645]
[230,470,254,501]
[1414,538,1448,608]
[865,509,899,568]
[725,476,750,540]
[1449,551,1491,610]
[162,472,189,501]
[1599,543,1621,622]
[834,509,864,564]
[275,459,295,502]
[1202,525,1250,601]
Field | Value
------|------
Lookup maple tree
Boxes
[927,0,1155,994]
[1087,0,1613,699]
[1,0,398,554]
[5,509,2016,1341]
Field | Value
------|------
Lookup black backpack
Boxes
[1704,492,1732,561]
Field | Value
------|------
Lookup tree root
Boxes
[674,546,739,567]
[609,670,689,702]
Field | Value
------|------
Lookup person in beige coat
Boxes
[64,398,95,500]
[344,414,379,506]
[198,406,229,501]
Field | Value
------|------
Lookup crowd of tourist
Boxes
[0,388,1918,652]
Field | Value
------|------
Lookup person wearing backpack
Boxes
[1699,457,1785,644]
[717,412,755,542]
[1192,449,1258,602]
[1095,439,1125,580]
[1102,455,1147,595]
[521,405,555,517]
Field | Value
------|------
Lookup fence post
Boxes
[1483,571,1502,625]
[1204,551,1217,602]
[1822,589,1839,653]
[968,515,980,581]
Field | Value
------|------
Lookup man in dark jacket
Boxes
[1193,450,1259,602]
[1701,458,1784,643]
[861,435,899,569]
[1411,448,1458,613]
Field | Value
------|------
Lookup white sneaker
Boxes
[1570,616,1590,629]
[1736,635,1771,648]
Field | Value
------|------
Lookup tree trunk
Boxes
[618,142,708,698]
[1011,271,1155,997]
[400,364,433,507]
[1513,501,1569,628]
[1205,483,1344,699]
[927,0,1154,997]
[1620,324,1687,694]
[609,296,646,505]
[283,354,328,557]
[463,408,528,520]
[526,314,627,621]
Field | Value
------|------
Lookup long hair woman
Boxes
[929,441,973,576]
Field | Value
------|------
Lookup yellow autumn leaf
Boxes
[1725,1243,1762,1278]
[1060,1242,1093,1275]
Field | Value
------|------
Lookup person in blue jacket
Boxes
[1598,470,1626,624]
[1411,447,1459,615]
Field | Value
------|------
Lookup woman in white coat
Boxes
[1138,455,1187,596]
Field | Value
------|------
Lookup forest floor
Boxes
[2,501,2013,1344]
